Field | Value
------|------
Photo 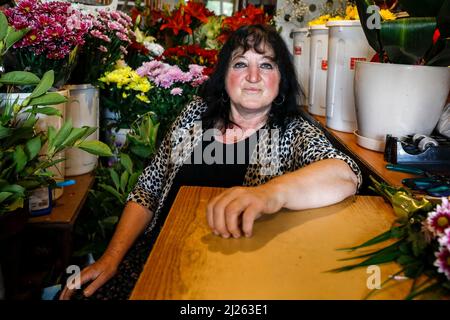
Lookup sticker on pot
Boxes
[321,60,328,70]
[350,57,367,70]
[294,46,302,55]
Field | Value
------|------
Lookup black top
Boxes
[159,126,259,218]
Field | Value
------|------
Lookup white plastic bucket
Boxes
[325,20,372,133]
[354,61,450,152]
[65,84,100,176]
[293,28,310,106]
[0,90,68,199]
[308,25,328,116]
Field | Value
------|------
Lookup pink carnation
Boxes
[170,88,183,96]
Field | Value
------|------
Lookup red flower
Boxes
[433,28,441,44]
[184,1,214,24]
[160,9,192,35]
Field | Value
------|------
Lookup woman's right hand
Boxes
[59,254,120,300]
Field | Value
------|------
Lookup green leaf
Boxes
[0,125,12,140]
[5,27,29,52]
[120,153,133,174]
[109,169,120,191]
[46,126,57,152]
[120,170,129,193]
[337,229,393,251]
[427,39,450,66]
[25,106,62,116]
[77,140,113,157]
[25,136,41,161]
[28,93,67,107]
[101,216,119,227]
[0,192,13,203]
[99,184,123,203]
[0,12,7,42]
[328,250,401,273]
[6,197,24,211]
[0,184,25,195]
[0,71,40,86]
[13,145,27,172]
[338,241,401,261]
[130,145,152,159]
[52,120,73,154]
[60,127,88,148]
[380,17,436,64]
[127,172,141,193]
[29,70,54,99]
[398,0,446,17]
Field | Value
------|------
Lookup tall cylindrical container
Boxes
[293,28,311,106]
[325,20,371,133]
[65,84,100,176]
[308,25,329,116]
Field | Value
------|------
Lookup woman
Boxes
[60,24,361,300]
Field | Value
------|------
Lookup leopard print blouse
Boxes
[127,97,362,234]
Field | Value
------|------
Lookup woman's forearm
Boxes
[101,201,154,265]
[264,158,358,211]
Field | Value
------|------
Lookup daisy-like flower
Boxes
[438,228,450,251]
[434,246,450,280]
[427,198,450,236]
[170,87,183,96]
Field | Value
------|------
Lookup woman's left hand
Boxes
[206,185,284,239]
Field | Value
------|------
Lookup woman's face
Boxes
[225,45,281,114]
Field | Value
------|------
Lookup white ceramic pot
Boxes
[0,90,68,199]
[293,28,311,106]
[65,84,100,176]
[354,61,450,152]
[308,25,328,116]
[325,20,372,133]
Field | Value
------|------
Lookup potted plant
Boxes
[353,0,450,151]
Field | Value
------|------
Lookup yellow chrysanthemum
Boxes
[345,5,359,20]
[380,9,396,21]
[136,94,150,103]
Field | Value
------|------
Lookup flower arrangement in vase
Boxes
[4,0,91,89]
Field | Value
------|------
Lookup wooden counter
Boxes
[28,173,94,227]
[131,186,412,300]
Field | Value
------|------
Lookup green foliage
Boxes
[355,0,450,65]
[74,113,159,259]
[330,176,450,299]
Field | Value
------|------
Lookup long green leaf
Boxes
[52,120,73,154]
[120,153,133,174]
[28,93,67,107]
[0,184,25,194]
[13,145,27,172]
[337,229,394,251]
[0,125,12,140]
[109,169,120,191]
[338,241,401,261]
[127,172,141,193]
[0,12,7,42]
[0,71,40,85]
[328,250,401,273]
[24,106,62,116]
[0,192,13,203]
[77,140,112,156]
[120,170,129,193]
[99,183,123,203]
[427,38,450,66]
[380,17,436,64]
[25,136,41,161]
[29,70,54,99]
[60,127,88,148]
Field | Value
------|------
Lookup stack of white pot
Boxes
[293,21,450,152]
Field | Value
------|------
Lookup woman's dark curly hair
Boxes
[200,24,303,131]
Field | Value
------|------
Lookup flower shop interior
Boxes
[0,0,449,301]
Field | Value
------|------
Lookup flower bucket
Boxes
[65,84,99,176]
[293,28,310,106]
[354,61,450,152]
[325,20,373,133]
[0,90,68,199]
[308,25,328,116]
